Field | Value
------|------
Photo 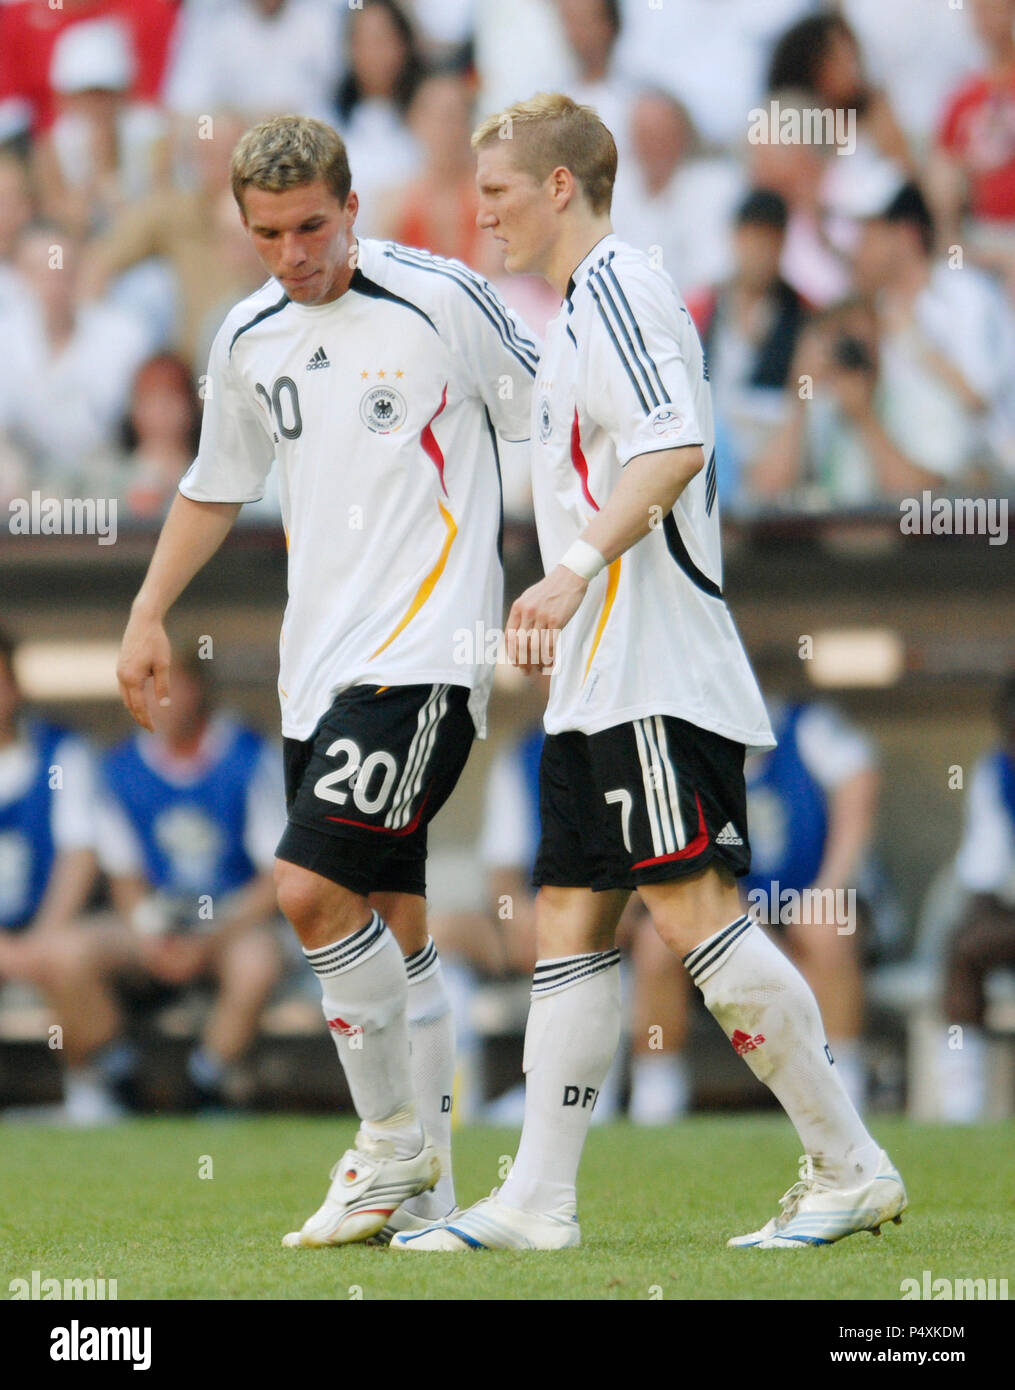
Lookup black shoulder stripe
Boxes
[229,292,290,357]
[349,268,439,333]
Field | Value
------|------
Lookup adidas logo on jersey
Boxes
[306,346,330,370]
[715,821,743,846]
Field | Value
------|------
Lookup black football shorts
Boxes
[533,714,751,893]
[277,682,474,897]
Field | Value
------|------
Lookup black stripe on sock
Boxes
[684,916,752,984]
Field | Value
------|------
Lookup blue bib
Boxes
[102,724,265,901]
[743,704,827,894]
[0,721,67,931]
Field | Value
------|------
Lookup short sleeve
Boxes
[448,272,539,442]
[582,263,705,465]
[795,705,877,792]
[178,315,276,504]
[50,737,99,853]
[94,789,145,880]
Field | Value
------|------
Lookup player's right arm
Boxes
[118,308,276,729]
[118,495,242,730]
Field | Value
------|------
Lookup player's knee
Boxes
[273,859,363,940]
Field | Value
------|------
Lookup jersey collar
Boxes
[565,232,620,301]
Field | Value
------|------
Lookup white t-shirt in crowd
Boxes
[165,0,346,122]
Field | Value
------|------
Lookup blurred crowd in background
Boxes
[1,0,1014,1127]
[1,0,1015,517]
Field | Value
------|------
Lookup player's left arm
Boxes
[506,444,703,672]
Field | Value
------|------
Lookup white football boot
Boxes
[282,1131,441,1247]
[364,1203,460,1247]
[727,1149,907,1249]
[391,1189,580,1251]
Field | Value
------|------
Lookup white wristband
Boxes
[559,539,606,582]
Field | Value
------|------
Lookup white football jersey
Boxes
[532,233,774,753]
[180,238,538,741]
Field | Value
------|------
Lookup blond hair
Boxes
[472,92,617,215]
[231,114,352,211]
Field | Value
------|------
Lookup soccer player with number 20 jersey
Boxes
[117,115,538,1247]
[396,95,907,1253]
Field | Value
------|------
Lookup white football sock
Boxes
[401,939,456,1217]
[685,917,879,1187]
[303,911,422,1157]
[629,1051,691,1125]
[499,950,622,1215]
[937,1024,987,1123]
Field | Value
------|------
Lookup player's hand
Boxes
[117,609,171,732]
[505,565,588,674]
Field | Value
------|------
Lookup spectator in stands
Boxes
[839,0,982,159]
[89,353,203,522]
[932,0,1015,279]
[0,221,149,495]
[853,178,1015,479]
[555,0,633,161]
[746,96,854,309]
[0,0,178,141]
[32,17,168,237]
[79,112,252,368]
[938,671,1015,1123]
[610,90,743,293]
[741,697,883,1110]
[686,189,808,496]
[375,67,485,268]
[749,295,977,507]
[34,649,285,1118]
[165,0,345,127]
[766,12,914,176]
[0,626,105,1124]
[335,0,425,239]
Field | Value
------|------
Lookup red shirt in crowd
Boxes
[939,69,1015,223]
[0,0,180,134]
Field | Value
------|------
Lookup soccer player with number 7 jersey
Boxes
[396,94,907,1253]
[116,115,538,1247]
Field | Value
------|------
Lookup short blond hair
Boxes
[472,92,617,215]
[231,114,352,211]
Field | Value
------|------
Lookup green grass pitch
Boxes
[2,1115,1012,1300]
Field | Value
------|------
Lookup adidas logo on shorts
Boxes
[306,346,330,370]
[715,821,744,846]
